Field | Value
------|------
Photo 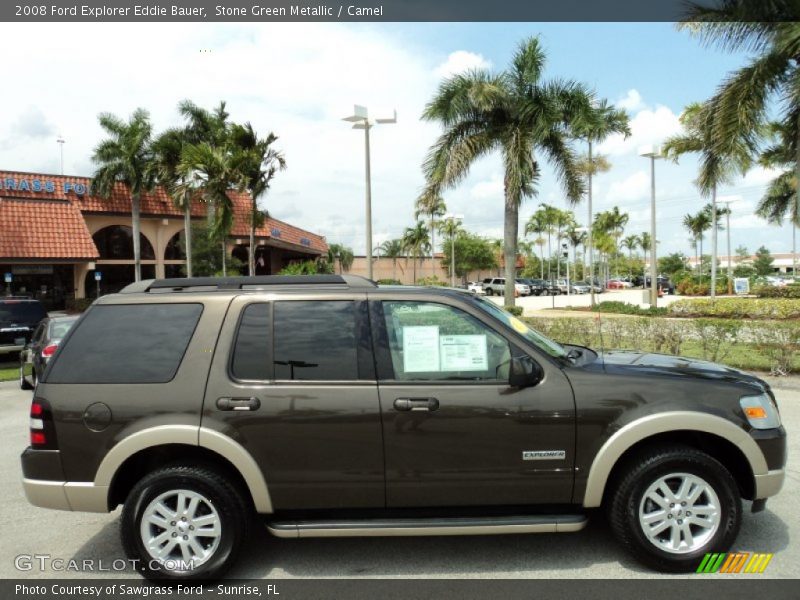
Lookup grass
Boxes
[0,362,18,382]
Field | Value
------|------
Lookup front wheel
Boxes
[19,364,33,390]
[608,445,741,572]
[486,288,493,296]
[121,466,249,580]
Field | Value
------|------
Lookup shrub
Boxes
[594,301,668,316]
[505,305,524,317]
[751,321,800,376]
[417,276,447,287]
[754,284,800,299]
[669,297,800,320]
[692,318,741,362]
[65,298,93,313]
[376,278,401,285]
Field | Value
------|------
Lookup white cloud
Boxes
[605,170,650,204]
[469,175,503,200]
[599,104,682,157]
[615,89,645,112]
[434,50,491,78]
[741,166,783,187]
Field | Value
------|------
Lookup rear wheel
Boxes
[608,445,741,572]
[121,466,249,580]
[19,364,33,390]
[486,288,493,296]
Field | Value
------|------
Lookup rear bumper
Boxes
[754,469,785,500]
[22,478,109,512]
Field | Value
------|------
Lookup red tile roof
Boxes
[0,170,327,255]
[0,198,98,260]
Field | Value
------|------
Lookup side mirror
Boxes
[509,355,543,389]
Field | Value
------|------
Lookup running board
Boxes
[267,514,587,539]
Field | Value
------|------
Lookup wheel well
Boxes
[107,444,254,511]
[602,431,756,505]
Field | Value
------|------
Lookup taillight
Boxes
[29,398,57,449]
[41,343,59,358]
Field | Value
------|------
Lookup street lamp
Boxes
[343,105,397,280]
[443,213,463,287]
[639,144,663,307]
[56,135,65,175]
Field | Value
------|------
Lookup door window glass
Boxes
[382,301,511,382]
[231,303,272,380]
[273,301,358,381]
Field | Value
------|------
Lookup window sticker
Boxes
[402,326,440,372]
[440,335,488,371]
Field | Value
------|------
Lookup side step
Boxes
[267,514,587,539]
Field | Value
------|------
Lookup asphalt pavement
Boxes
[0,379,796,579]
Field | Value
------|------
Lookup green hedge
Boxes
[65,298,93,313]
[505,305,524,317]
[593,301,668,316]
[668,298,800,320]
[754,284,800,299]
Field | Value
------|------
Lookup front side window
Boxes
[382,301,511,382]
[273,301,358,381]
[46,303,203,384]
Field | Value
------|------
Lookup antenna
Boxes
[56,135,65,174]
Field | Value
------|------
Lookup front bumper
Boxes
[754,469,785,499]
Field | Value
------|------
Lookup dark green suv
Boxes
[21,275,786,579]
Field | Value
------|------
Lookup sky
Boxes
[0,21,795,259]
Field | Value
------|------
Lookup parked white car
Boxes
[467,281,485,294]
[482,277,531,296]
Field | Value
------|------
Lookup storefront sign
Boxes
[95,272,102,281]
[3,273,11,283]
[0,177,86,196]
[734,278,750,295]
[11,265,54,275]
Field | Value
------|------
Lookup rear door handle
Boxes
[217,397,261,411]
[394,397,439,412]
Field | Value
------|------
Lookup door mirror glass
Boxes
[508,355,543,388]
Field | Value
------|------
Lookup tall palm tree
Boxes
[680,1,799,239]
[91,108,156,282]
[524,211,548,279]
[230,123,286,275]
[571,99,630,300]
[437,216,463,282]
[663,101,751,297]
[639,231,652,279]
[683,210,712,278]
[567,227,588,279]
[401,222,431,284]
[600,206,629,276]
[538,204,562,279]
[415,192,447,278]
[377,239,405,282]
[152,128,198,277]
[327,243,354,274]
[621,234,640,280]
[553,209,576,280]
[420,36,587,304]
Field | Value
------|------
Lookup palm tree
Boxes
[401,222,431,284]
[683,210,712,278]
[524,211,548,279]
[621,234,640,280]
[639,231,652,280]
[91,108,156,282]
[415,192,447,278]
[663,101,751,297]
[229,123,286,276]
[567,227,588,280]
[420,36,587,304]
[680,2,799,241]
[437,216,463,282]
[327,243,354,274]
[571,99,630,301]
[152,128,195,277]
[377,239,405,282]
[599,206,629,276]
[553,209,576,280]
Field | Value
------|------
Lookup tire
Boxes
[121,466,249,581]
[486,288,493,296]
[608,445,741,572]
[19,365,33,390]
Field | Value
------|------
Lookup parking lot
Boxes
[1,379,797,579]
[486,288,683,315]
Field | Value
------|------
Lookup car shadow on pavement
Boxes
[66,505,790,579]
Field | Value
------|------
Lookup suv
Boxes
[0,297,47,355]
[482,277,530,296]
[22,275,786,580]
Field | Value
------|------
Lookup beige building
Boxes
[346,254,507,285]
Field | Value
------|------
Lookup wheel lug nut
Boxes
[670,503,674,508]
[677,519,683,525]
[681,502,686,506]
[170,521,176,526]
[172,532,177,537]
[181,517,187,521]
[189,525,194,530]
[686,511,692,516]
[668,514,673,519]
[183,535,188,540]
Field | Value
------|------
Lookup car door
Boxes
[21,321,46,381]
[203,293,385,511]
[370,295,575,508]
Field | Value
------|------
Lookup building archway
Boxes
[164,230,186,260]
[93,225,155,260]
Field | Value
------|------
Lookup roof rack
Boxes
[119,274,377,294]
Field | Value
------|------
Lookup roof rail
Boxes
[119,274,377,293]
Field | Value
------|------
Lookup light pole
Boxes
[343,105,396,280]
[719,199,734,294]
[639,145,663,306]
[587,139,595,307]
[443,213,463,287]
[57,135,65,175]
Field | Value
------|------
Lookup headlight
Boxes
[740,393,781,430]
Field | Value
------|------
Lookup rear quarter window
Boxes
[46,303,203,384]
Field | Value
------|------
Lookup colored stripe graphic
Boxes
[697,552,773,574]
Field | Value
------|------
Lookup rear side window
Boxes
[273,301,358,381]
[231,303,271,380]
[46,303,203,384]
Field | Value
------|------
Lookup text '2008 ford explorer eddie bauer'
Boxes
[21,275,786,580]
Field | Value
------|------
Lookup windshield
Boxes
[0,301,47,324]
[471,296,567,359]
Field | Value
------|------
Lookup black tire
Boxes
[19,364,33,390]
[486,288,493,296]
[608,445,741,572]
[121,466,249,581]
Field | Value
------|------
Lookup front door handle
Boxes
[217,397,261,411]
[394,397,439,412]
